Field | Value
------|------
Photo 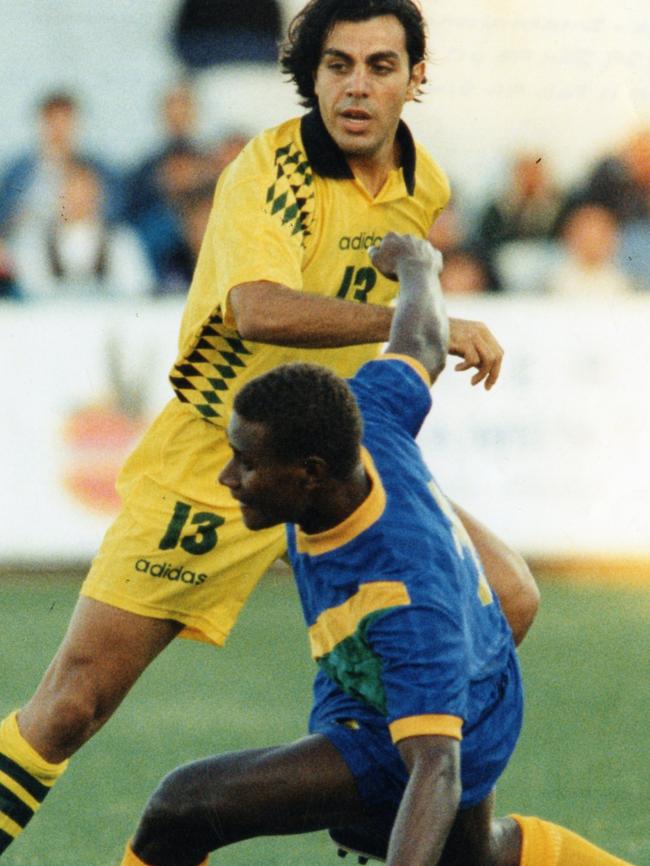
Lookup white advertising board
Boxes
[1,296,649,563]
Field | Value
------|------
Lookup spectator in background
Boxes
[475,153,562,258]
[474,154,563,294]
[440,247,500,296]
[171,0,283,70]
[0,91,122,239]
[617,218,650,291]
[571,128,650,292]
[209,130,250,178]
[136,133,247,293]
[428,193,501,295]
[0,241,20,300]
[579,128,650,223]
[427,192,468,259]
[124,82,200,221]
[543,203,633,298]
[10,158,153,300]
[155,183,214,295]
[133,142,211,283]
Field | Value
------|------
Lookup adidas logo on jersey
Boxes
[339,232,384,250]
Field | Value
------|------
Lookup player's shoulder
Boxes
[414,141,451,210]
[219,116,304,188]
[356,355,430,390]
[351,356,432,433]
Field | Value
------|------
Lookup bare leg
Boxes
[440,791,521,866]
[18,596,183,763]
[132,734,365,866]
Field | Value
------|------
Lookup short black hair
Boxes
[280,0,427,108]
[233,362,363,479]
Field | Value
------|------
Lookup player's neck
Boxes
[347,139,400,198]
[299,464,371,535]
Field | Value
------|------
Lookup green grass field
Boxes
[1,569,649,865]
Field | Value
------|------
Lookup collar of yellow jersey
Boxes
[300,108,417,196]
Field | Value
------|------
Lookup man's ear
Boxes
[407,60,427,101]
[302,455,329,490]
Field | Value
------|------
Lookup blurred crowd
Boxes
[432,132,650,298]
[1,81,650,302]
[0,84,250,301]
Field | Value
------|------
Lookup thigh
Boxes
[39,596,182,694]
[156,734,367,844]
[19,596,183,758]
[82,430,287,646]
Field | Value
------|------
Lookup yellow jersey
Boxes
[85,111,449,639]
[169,109,449,426]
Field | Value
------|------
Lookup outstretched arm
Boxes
[369,233,449,383]
[228,280,503,387]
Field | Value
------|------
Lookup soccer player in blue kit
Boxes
[120,233,634,866]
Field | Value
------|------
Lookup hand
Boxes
[369,232,443,281]
[448,318,503,389]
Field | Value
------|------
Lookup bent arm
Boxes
[452,502,540,645]
[229,280,392,347]
[387,735,461,866]
[228,279,503,386]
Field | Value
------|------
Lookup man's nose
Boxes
[218,460,236,489]
[346,66,370,98]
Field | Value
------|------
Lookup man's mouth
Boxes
[339,108,372,132]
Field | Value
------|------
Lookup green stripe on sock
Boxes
[0,782,35,828]
[0,754,49,803]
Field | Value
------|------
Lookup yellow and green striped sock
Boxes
[0,711,68,853]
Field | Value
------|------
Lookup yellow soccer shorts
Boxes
[81,399,287,646]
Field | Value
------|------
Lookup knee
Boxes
[143,766,203,831]
[134,765,217,863]
[34,657,114,749]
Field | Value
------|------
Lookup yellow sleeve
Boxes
[389,714,463,744]
[211,162,306,326]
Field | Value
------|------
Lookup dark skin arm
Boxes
[369,233,448,382]
[363,234,458,864]
[229,280,503,388]
[368,233,539,643]
[387,735,461,866]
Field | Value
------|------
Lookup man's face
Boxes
[219,411,309,531]
[41,104,77,153]
[314,15,425,166]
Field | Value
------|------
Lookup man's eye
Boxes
[373,65,392,75]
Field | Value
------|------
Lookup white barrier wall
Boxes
[1,296,649,564]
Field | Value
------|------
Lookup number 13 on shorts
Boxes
[159,500,226,555]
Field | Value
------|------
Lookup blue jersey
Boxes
[287,355,516,746]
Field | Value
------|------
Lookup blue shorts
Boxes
[309,648,523,814]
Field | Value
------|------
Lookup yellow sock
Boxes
[0,711,68,853]
[512,814,635,866]
[121,841,209,866]
[121,844,151,866]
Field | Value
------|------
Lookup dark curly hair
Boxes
[233,362,363,479]
[280,0,427,108]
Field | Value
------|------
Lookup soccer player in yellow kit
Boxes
[0,1,536,854]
